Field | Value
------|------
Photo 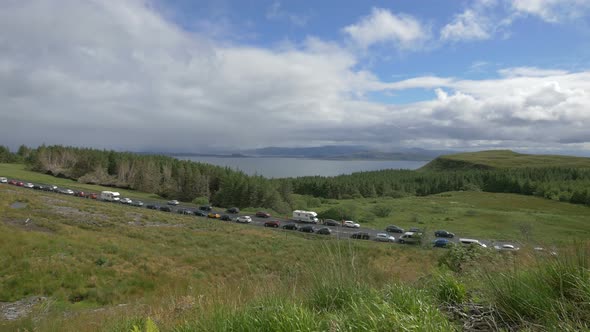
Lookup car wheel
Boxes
[399,240,405,244]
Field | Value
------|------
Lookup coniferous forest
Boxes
[3,145,590,211]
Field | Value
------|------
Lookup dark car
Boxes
[282,223,299,231]
[159,206,172,212]
[177,208,193,215]
[220,215,232,221]
[351,232,370,240]
[255,211,271,218]
[316,227,332,235]
[434,230,455,238]
[146,204,159,210]
[226,207,240,214]
[199,205,212,211]
[194,210,207,217]
[33,184,44,190]
[433,239,453,248]
[74,191,86,198]
[385,225,404,233]
[324,219,340,227]
[264,220,280,228]
[130,200,144,207]
[299,225,315,233]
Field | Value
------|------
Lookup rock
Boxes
[0,296,46,321]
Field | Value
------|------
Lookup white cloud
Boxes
[343,8,429,49]
[498,66,569,77]
[510,0,590,22]
[266,1,310,26]
[440,9,491,41]
[1,0,590,153]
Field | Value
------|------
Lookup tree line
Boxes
[283,167,590,206]
[2,145,590,209]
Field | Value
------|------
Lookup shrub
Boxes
[373,204,393,217]
[191,196,209,205]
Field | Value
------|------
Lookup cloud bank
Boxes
[1,1,590,153]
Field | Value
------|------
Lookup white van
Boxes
[100,191,120,202]
[292,210,319,223]
[459,238,487,248]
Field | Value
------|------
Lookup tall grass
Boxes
[484,242,590,329]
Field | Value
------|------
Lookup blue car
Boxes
[433,239,453,248]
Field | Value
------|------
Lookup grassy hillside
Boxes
[421,150,590,170]
[0,163,167,202]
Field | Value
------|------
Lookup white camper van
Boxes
[292,210,319,224]
[100,191,120,202]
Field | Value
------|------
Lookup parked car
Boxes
[159,206,172,212]
[255,211,271,218]
[8,179,18,185]
[226,207,240,214]
[87,193,98,199]
[199,205,212,211]
[494,244,520,251]
[385,225,404,233]
[24,182,34,188]
[343,220,360,228]
[47,185,58,191]
[177,208,193,215]
[130,200,144,207]
[459,238,487,248]
[0,177,7,183]
[236,216,252,223]
[167,200,180,206]
[74,191,86,197]
[299,225,315,233]
[282,223,298,230]
[375,233,396,242]
[264,220,280,228]
[146,204,159,210]
[194,210,207,217]
[399,232,422,244]
[208,213,221,219]
[62,189,74,195]
[316,227,331,235]
[409,227,422,233]
[351,232,370,240]
[433,239,453,248]
[220,215,232,221]
[434,230,455,238]
[120,197,132,204]
[33,184,44,190]
[16,181,24,187]
[324,219,340,227]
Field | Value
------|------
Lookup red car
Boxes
[8,179,18,185]
[88,193,98,199]
[255,211,271,218]
[264,220,281,228]
[74,191,86,197]
[16,181,24,187]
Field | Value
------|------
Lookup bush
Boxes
[191,196,209,205]
[430,272,467,304]
[373,204,393,217]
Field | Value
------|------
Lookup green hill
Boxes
[421,150,590,170]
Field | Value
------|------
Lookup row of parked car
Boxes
[1,177,519,250]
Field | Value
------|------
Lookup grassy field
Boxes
[0,163,169,203]
[294,191,590,245]
[421,149,590,170]
[3,165,590,330]
[0,185,440,331]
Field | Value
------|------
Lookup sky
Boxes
[2,0,590,154]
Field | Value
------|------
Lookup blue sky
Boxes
[1,0,590,153]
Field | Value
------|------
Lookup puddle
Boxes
[10,202,27,209]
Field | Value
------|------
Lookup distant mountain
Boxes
[246,145,451,161]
